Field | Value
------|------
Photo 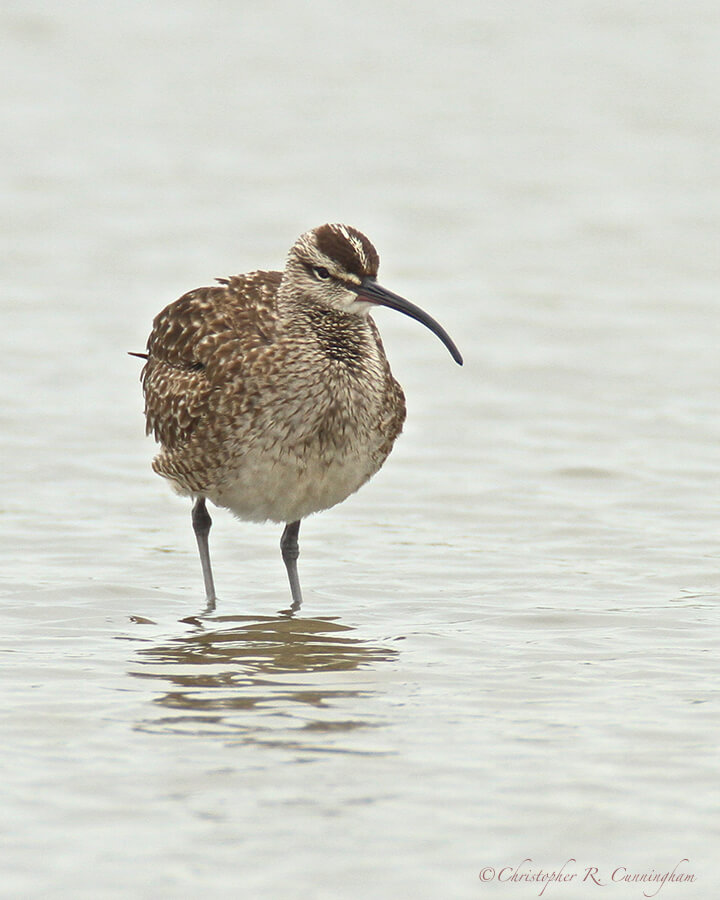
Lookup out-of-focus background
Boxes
[2,1,718,897]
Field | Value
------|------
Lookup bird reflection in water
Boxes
[129,613,398,751]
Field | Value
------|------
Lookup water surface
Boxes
[2,1,718,897]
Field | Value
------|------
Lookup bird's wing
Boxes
[141,270,282,449]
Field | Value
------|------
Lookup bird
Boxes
[133,223,462,612]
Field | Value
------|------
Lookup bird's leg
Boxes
[192,497,216,612]
[280,520,303,611]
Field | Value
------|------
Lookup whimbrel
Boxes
[134,224,462,611]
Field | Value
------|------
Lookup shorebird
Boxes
[133,224,462,611]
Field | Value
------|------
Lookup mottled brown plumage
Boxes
[137,223,462,609]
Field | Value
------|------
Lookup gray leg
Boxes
[280,520,303,610]
[192,497,216,611]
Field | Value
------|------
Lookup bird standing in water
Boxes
[134,224,462,611]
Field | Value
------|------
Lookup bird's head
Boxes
[285,223,463,365]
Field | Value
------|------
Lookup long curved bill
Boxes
[355,277,464,366]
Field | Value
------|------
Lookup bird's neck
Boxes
[280,293,376,368]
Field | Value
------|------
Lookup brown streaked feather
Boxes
[141,270,282,451]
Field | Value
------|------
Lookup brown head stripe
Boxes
[314,224,380,279]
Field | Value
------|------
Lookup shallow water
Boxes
[2,1,719,897]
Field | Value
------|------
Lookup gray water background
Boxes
[1,1,719,897]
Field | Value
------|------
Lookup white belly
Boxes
[207,445,382,524]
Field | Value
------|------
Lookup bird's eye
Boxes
[312,266,331,281]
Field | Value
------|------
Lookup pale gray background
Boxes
[2,1,718,898]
